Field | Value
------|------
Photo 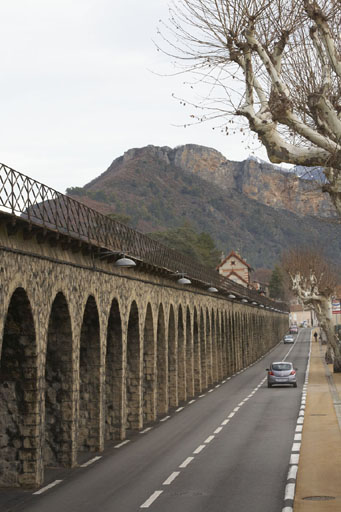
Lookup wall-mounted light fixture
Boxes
[207,286,218,293]
[177,276,191,285]
[241,298,248,303]
[114,255,136,268]
[228,294,236,299]
[252,301,258,305]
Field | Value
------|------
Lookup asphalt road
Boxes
[1,328,311,512]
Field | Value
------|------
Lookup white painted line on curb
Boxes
[163,472,180,485]
[115,440,130,448]
[294,434,302,441]
[214,427,223,434]
[288,465,298,480]
[290,453,300,465]
[179,457,194,468]
[215,384,221,388]
[204,435,215,443]
[284,483,296,500]
[176,407,184,412]
[295,425,303,433]
[292,442,301,452]
[282,507,293,512]
[297,417,304,424]
[33,480,63,495]
[199,394,206,397]
[80,456,102,468]
[140,490,163,508]
[160,416,170,422]
[208,389,214,393]
[193,445,205,454]
[188,400,196,404]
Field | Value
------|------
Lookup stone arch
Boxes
[221,312,227,377]
[44,292,73,469]
[193,307,201,394]
[212,309,218,383]
[216,311,223,380]
[168,305,177,407]
[206,309,213,386]
[185,307,194,398]
[200,309,206,390]
[177,305,186,402]
[157,304,167,416]
[78,295,101,457]
[105,298,122,441]
[0,288,41,487]
[143,303,155,423]
[126,301,141,431]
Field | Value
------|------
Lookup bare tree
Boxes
[158,0,341,214]
[282,247,341,371]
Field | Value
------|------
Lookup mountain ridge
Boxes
[66,144,341,269]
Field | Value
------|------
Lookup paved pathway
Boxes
[294,335,341,511]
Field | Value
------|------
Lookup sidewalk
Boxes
[294,337,341,510]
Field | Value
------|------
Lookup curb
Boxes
[282,333,312,512]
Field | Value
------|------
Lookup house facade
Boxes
[217,250,252,287]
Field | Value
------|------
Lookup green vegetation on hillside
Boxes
[148,223,221,269]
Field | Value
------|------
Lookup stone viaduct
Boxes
[0,164,288,488]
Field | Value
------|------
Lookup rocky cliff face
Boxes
[166,144,334,218]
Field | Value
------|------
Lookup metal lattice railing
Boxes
[0,162,288,311]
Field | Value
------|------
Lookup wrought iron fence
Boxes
[0,162,288,311]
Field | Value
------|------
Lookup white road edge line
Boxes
[176,407,184,412]
[160,416,170,422]
[115,440,130,449]
[80,456,102,468]
[140,490,163,508]
[33,480,63,495]
[140,427,152,434]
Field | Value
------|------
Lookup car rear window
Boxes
[272,363,292,371]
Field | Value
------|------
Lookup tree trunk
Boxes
[316,299,341,373]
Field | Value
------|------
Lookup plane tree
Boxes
[282,247,341,371]
[158,0,341,214]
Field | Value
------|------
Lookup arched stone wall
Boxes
[78,296,101,456]
[168,305,177,408]
[105,298,122,441]
[0,288,42,487]
[0,235,289,488]
[143,303,156,423]
[45,292,73,468]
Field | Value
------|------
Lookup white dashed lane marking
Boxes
[140,490,163,508]
[179,457,194,468]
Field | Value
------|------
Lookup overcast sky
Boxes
[0,0,269,192]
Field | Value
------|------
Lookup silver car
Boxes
[283,334,294,344]
[266,361,297,388]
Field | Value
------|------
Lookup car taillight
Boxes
[268,371,274,376]
[290,370,296,375]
